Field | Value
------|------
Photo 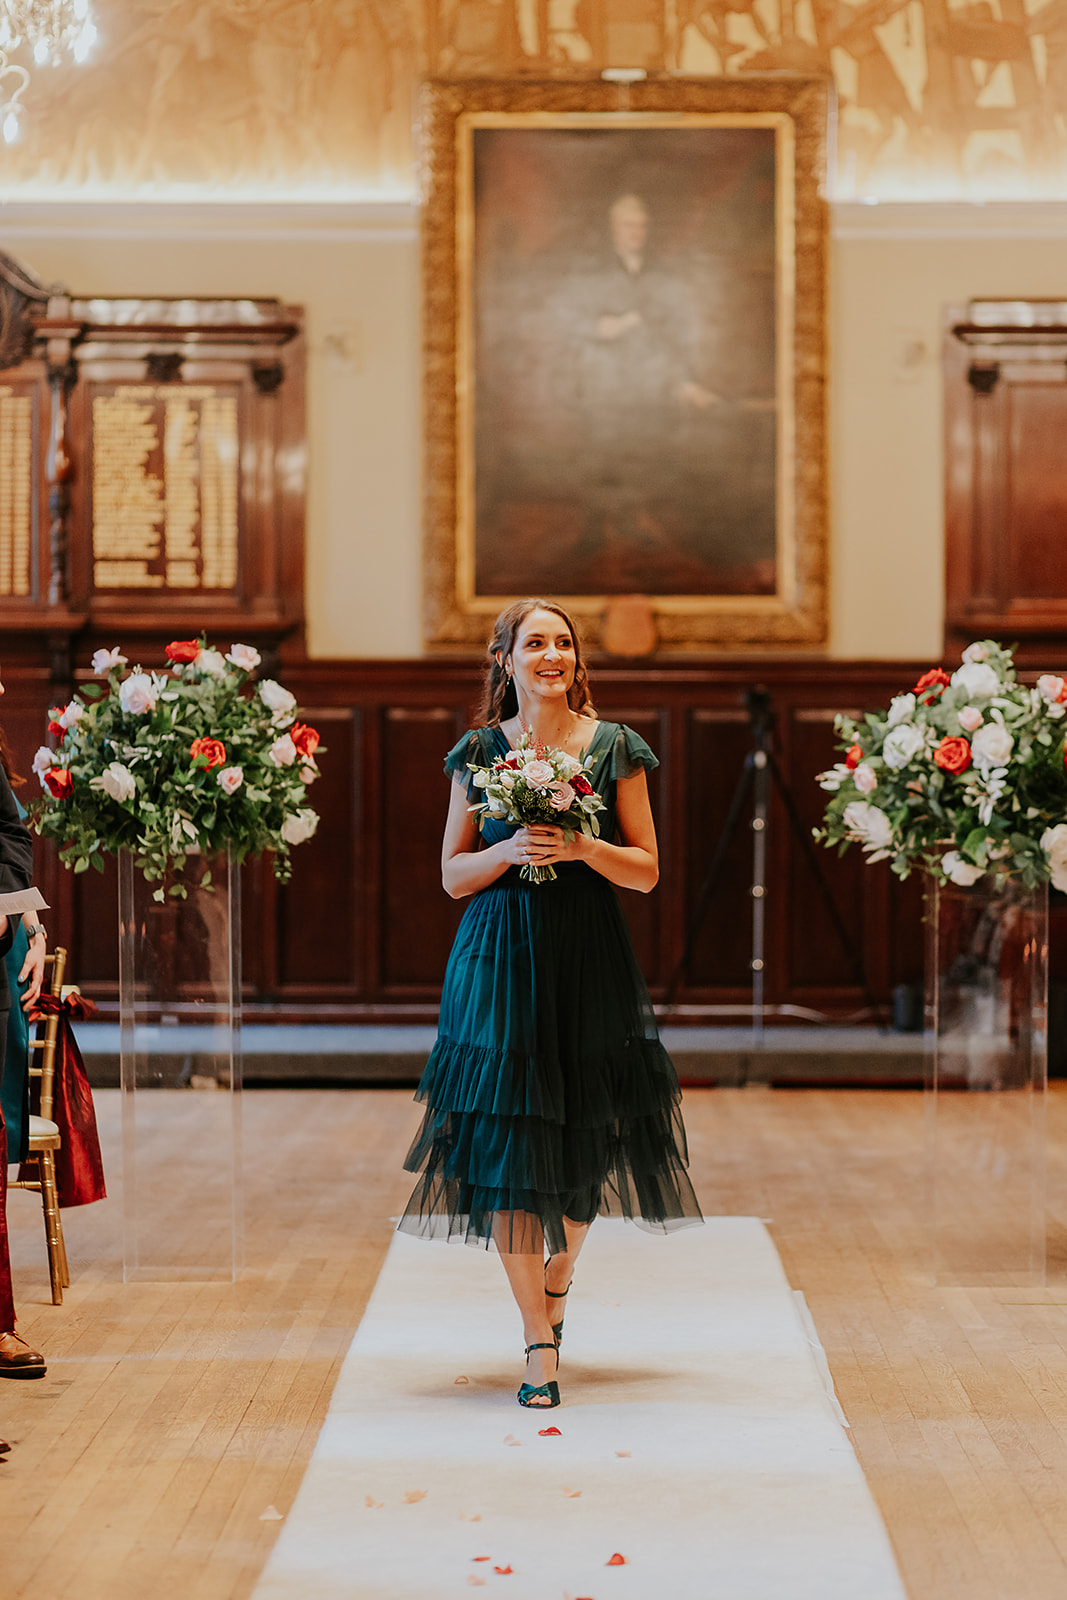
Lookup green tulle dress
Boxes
[399,721,703,1255]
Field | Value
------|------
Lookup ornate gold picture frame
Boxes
[422,76,831,653]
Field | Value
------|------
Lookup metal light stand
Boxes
[668,688,878,1050]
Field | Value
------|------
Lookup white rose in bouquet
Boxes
[962,642,990,663]
[31,746,52,777]
[971,722,1013,771]
[99,762,136,804]
[883,724,925,770]
[853,763,878,794]
[259,679,297,725]
[227,643,261,672]
[268,733,298,768]
[1041,825,1067,892]
[91,646,127,675]
[196,648,228,677]
[952,661,1000,700]
[887,693,916,727]
[843,801,893,854]
[119,672,158,715]
[942,850,984,887]
[1037,674,1066,706]
[523,759,555,788]
[281,808,319,845]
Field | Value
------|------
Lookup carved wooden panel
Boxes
[945,301,1067,663]
[0,291,306,658]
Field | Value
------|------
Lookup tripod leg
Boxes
[767,752,882,1021]
[667,755,756,1006]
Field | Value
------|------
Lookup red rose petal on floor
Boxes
[403,1489,427,1503]
[538,1426,562,1436]
[606,1553,628,1565]
[503,1434,522,1446]
[563,1487,582,1498]
[454,1375,470,1384]
[471,1556,491,1562]
[614,1449,631,1458]
[493,1565,514,1575]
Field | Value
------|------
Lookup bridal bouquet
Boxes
[29,639,322,899]
[467,732,606,884]
[816,640,1067,889]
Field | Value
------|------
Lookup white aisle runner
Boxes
[253,1219,906,1600]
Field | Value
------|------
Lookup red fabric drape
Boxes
[18,994,106,1209]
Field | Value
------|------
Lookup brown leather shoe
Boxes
[0,1331,46,1379]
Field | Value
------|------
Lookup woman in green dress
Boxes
[400,599,702,1409]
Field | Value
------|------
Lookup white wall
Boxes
[4,199,1067,661]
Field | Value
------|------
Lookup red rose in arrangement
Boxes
[190,736,227,770]
[166,639,201,664]
[44,767,73,799]
[289,722,320,760]
[47,706,65,738]
[913,667,951,702]
[934,736,971,775]
[844,743,863,770]
[572,774,594,797]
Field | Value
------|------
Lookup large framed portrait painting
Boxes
[422,77,831,652]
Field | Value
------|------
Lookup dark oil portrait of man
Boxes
[470,124,780,600]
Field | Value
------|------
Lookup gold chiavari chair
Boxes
[9,946,69,1305]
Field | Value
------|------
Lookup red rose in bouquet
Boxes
[934,736,971,774]
[844,743,863,770]
[166,639,201,663]
[44,767,73,799]
[190,736,227,770]
[913,667,951,702]
[47,706,65,738]
[290,722,320,760]
[572,774,594,797]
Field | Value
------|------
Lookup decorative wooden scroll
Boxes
[944,300,1067,664]
[0,268,306,656]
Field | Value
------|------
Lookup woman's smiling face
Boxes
[506,608,576,704]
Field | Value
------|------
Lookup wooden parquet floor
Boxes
[4,1085,1067,1599]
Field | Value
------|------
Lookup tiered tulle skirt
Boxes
[400,865,703,1254]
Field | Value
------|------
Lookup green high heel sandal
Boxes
[545,1277,572,1347]
[517,1342,560,1409]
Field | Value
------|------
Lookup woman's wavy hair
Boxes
[477,599,596,727]
[0,726,24,787]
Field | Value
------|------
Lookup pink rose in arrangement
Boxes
[958,706,983,732]
[547,780,575,812]
[1037,674,1067,706]
[523,760,555,788]
[217,766,244,795]
[853,763,878,794]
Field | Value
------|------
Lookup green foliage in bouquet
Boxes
[29,640,323,900]
[815,641,1067,890]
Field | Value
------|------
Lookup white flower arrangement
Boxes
[817,641,1067,889]
[31,638,322,900]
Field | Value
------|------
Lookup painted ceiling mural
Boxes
[0,0,1060,199]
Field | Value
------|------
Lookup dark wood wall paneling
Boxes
[0,652,936,1023]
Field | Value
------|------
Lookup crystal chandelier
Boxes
[0,0,97,144]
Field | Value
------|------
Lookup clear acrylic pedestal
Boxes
[118,850,243,1282]
[925,876,1048,1287]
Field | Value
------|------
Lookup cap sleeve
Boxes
[606,723,659,781]
[444,728,495,798]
